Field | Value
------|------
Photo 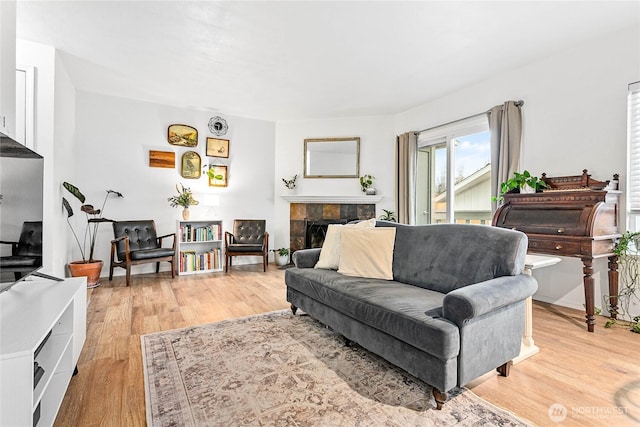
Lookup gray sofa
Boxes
[285,222,537,409]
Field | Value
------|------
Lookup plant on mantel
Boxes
[603,231,640,333]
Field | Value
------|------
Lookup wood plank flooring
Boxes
[54,265,640,427]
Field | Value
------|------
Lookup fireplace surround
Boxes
[290,202,375,252]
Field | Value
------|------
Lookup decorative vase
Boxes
[182,208,190,220]
[68,260,104,289]
[275,254,289,266]
[366,187,377,195]
[520,185,536,194]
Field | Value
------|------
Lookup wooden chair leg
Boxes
[156,262,160,273]
[125,265,131,286]
[170,258,176,278]
[290,304,298,315]
[225,255,229,272]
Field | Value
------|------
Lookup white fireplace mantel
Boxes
[280,195,384,204]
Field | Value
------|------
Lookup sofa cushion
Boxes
[376,222,528,294]
[285,267,460,361]
[338,227,396,280]
[315,218,376,270]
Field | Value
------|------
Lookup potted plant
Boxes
[274,248,290,266]
[62,182,124,288]
[493,170,548,202]
[378,209,397,222]
[604,231,640,333]
[168,184,199,220]
[360,174,375,195]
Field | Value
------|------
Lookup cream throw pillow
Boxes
[338,227,396,280]
[314,218,376,270]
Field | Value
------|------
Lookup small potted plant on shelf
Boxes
[493,170,548,202]
[360,174,376,195]
[274,248,290,266]
[62,182,124,288]
[168,184,199,220]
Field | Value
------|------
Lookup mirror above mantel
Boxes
[304,137,360,178]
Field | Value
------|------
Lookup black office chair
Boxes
[109,220,176,286]
[0,221,43,280]
[224,219,269,272]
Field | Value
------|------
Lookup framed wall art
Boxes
[181,151,202,179]
[206,137,230,158]
[208,165,228,187]
[149,150,175,168]
[168,124,198,147]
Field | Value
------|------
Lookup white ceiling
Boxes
[16,1,640,121]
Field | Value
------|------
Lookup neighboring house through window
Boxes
[415,115,491,225]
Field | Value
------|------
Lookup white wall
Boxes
[395,26,640,313]
[72,91,276,277]
[273,116,396,248]
[16,40,76,278]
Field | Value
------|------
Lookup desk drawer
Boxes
[528,239,583,256]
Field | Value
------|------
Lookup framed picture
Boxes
[149,150,175,168]
[168,124,198,147]
[206,137,230,158]
[181,151,201,179]
[208,165,228,187]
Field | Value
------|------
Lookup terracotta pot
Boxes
[182,208,190,220]
[68,260,104,288]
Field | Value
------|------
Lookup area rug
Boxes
[142,310,531,426]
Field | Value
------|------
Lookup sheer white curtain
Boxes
[488,101,523,212]
[395,132,417,224]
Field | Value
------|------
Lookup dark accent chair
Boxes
[109,220,176,286]
[0,221,42,280]
[224,219,269,272]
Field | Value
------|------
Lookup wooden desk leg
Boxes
[582,257,595,332]
[608,255,619,320]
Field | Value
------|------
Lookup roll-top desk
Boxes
[492,170,621,332]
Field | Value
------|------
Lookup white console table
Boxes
[513,254,561,364]
[0,277,87,427]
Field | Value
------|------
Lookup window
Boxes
[628,81,640,229]
[416,116,491,225]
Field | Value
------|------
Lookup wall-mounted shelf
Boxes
[280,195,383,204]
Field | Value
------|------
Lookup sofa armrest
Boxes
[292,248,321,268]
[442,274,538,326]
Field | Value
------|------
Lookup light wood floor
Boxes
[54,265,640,427]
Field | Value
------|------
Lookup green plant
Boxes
[359,174,374,193]
[282,175,297,190]
[62,182,124,262]
[205,168,225,183]
[275,248,290,257]
[379,209,397,222]
[168,184,199,209]
[603,231,640,333]
[493,170,548,201]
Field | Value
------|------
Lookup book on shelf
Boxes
[179,223,222,243]
[179,248,222,272]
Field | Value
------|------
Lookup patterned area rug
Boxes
[142,310,531,426]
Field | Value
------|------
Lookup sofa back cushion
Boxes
[376,222,527,293]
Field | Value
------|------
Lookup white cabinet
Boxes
[177,220,224,275]
[0,277,87,427]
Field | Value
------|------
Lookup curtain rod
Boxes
[414,100,524,135]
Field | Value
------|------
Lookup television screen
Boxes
[0,133,44,291]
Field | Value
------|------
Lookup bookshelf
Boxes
[177,220,224,275]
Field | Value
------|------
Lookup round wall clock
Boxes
[208,116,228,136]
